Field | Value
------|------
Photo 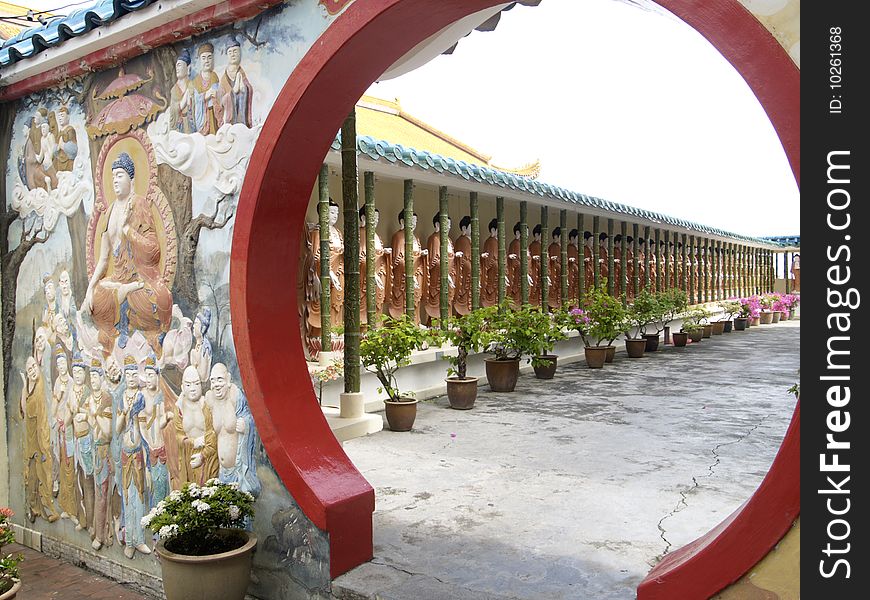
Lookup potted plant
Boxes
[0,508,22,599]
[523,307,568,379]
[145,480,256,600]
[623,290,656,358]
[719,299,742,333]
[575,285,626,368]
[310,358,343,407]
[360,314,434,430]
[671,329,689,347]
[681,310,706,343]
[436,310,487,409]
[657,289,687,345]
[758,294,774,324]
[770,293,785,322]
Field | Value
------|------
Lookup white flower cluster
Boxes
[228,505,241,520]
[199,486,218,498]
[169,490,182,502]
[191,499,211,513]
[141,512,154,528]
[158,524,179,539]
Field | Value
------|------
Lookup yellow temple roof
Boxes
[356,95,541,179]
[0,2,45,41]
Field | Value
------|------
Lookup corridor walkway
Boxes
[334,320,800,600]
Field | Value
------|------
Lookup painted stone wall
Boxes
[2,2,344,597]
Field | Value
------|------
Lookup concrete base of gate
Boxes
[323,406,384,443]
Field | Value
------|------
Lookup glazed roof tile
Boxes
[336,132,780,246]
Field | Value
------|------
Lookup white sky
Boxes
[367,0,799,238]
[11,0,800,238]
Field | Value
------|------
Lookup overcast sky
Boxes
[367,0,799,238]
[13,0,799,238]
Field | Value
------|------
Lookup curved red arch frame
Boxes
[229,0,800,585]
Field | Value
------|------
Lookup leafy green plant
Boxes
[310,359,343,405]
[523,307,568,367]
[0,507,22,594]
[579,285,627,347]
[435,309,489,379]
[360,315,435,401]
[657,289,687,332]
[624,290,659,338]
[142,480,255,557]
[681,308,708,333]
[719,299,742,321]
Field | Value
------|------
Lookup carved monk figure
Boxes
[206,364,260,495]
[138,356,173,507]
[612,234,624,299]
[219,38,254,128]
[175,365,218,486]
[528,225,543,307]
[791,253,800,292]
[507,222,523,307]
[582,231,594,296]
[668,242,677,290]
[480,219,499,307]
[53,348,79,525]
[20,356,59,524]
[625,236,636,301]
[192,43,223,135]
[691,247,700,299]
[547,228,562,309]
[388,210,427,322]
[637,238,647,292]
[170,50,194,133]
[598,232,610,292]
[307,199,344,331]
[53,106,78,173]
[424,213,457,323]
[452,217,473,316]
[41,274,58,333]
[676,242,685,292]
[88,360,115,550]
[70,354,95,535]
[567,229,580,306]
[359,207,391,327]
[57,270,77,340]
[648,239,658,294]
[82,153,172,356]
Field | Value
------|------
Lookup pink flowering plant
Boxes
[738,296,761,319]
[0,507,22,594]
[311,359,343,406]
[575,285,627,347]
[142,480,255,556]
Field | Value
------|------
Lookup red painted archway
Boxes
[229,0,800,589]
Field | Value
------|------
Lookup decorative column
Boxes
[318,164,331,354]
[783,251,790,294]
[403,179,415,319]
[633,224,640,300]
[702,238,710,303]
[681,233,688,296]
[592,215,600,289]
[364,171,376,327]
[470,192,480,310]
[643,225,651,292]
[664,230,671,291]
[621,222,628,307]
[341,110,360,393]
[561,210,569,305]
[715,240,722,300]
[607,219,615,297]
[578,214,586,300]
[520,201,529,304]
[439,186,450,327]
[688,235,695,304]
[497,196,506,306]
[655,228,662,293]
[541,206,550,308]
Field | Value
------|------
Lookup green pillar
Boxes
[341,111,360,392]
[439,186,449,327]
[620,221,628,307]
[578,214,586,301]
[655,228,662,293]
[784,251,790,293]
[560,210,568,306]
[541,206,550,309]
[664,230,670,291]
[520,201,529,304]
[497,197,506,306]
[317,164,331,353]
[633,224,640,300]
[592,216,600,290]
[702,238,709,303]
[643,225,650,292]
[688,235,695,304]
[471,192,480,310]
[681,233,688,296]
[607,219,615,297]
[403,179,415,319]
[364,172,376,327]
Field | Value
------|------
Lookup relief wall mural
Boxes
[2,2,342,597]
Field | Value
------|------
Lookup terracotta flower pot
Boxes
[711,321,726,335]
[533,355,558,380]
[584,346,608,368]
[772,311,781,323]
[723,320,734,333]
[384,398,418,431]
[485,358,520,392]
[605,345,616,363]
[672,332,688,347]
[688,330,703,343]
[446,377,478,410]
[642,334,660,352]
[733,317,747,331]
[0,580,21,600]
[157,530,256,600]
[750,316,761,326]
[760,311,774,324]
[625,338,646,358]
[781,310,790,320]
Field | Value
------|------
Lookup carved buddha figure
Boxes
[567,229,580,306]
[598,232,610,293]
[582,231,594,296]
[612,233,624,299]
[453,216,473,315]
[676,242,685,292]
[791,253,800,292]
[424,212,457,323]
[480,219,499,307]
[547,228,562,309]
[507,222,523,307]
[648,238,658,294]
[359,207,391,326]
[528,224,544,307]
[307,199,344,332]
[636,238,647,292]
[668,242,677,289]
[388,210,427,322]
[625,235,636,301]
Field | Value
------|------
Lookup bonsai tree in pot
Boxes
[360,314,434,430]
[436,309,488,409]
[657,289,687,344]
[144,480,256,600]
[623,289,657,358]
[719,299,742,332]
[681,308,709,343]
[0,508,22,599]
[576,285,626,368]
[478,304,553,392]
[526,307,569,380]
[758,294,775,324]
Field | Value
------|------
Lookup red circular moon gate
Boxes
[229,0,800,592]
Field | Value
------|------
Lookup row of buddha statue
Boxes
[302,201,753,348]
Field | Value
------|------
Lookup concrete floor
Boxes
[333,320,800,600]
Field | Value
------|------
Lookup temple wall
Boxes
[1,2,342,598]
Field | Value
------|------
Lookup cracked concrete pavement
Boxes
[333,320,800,600]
